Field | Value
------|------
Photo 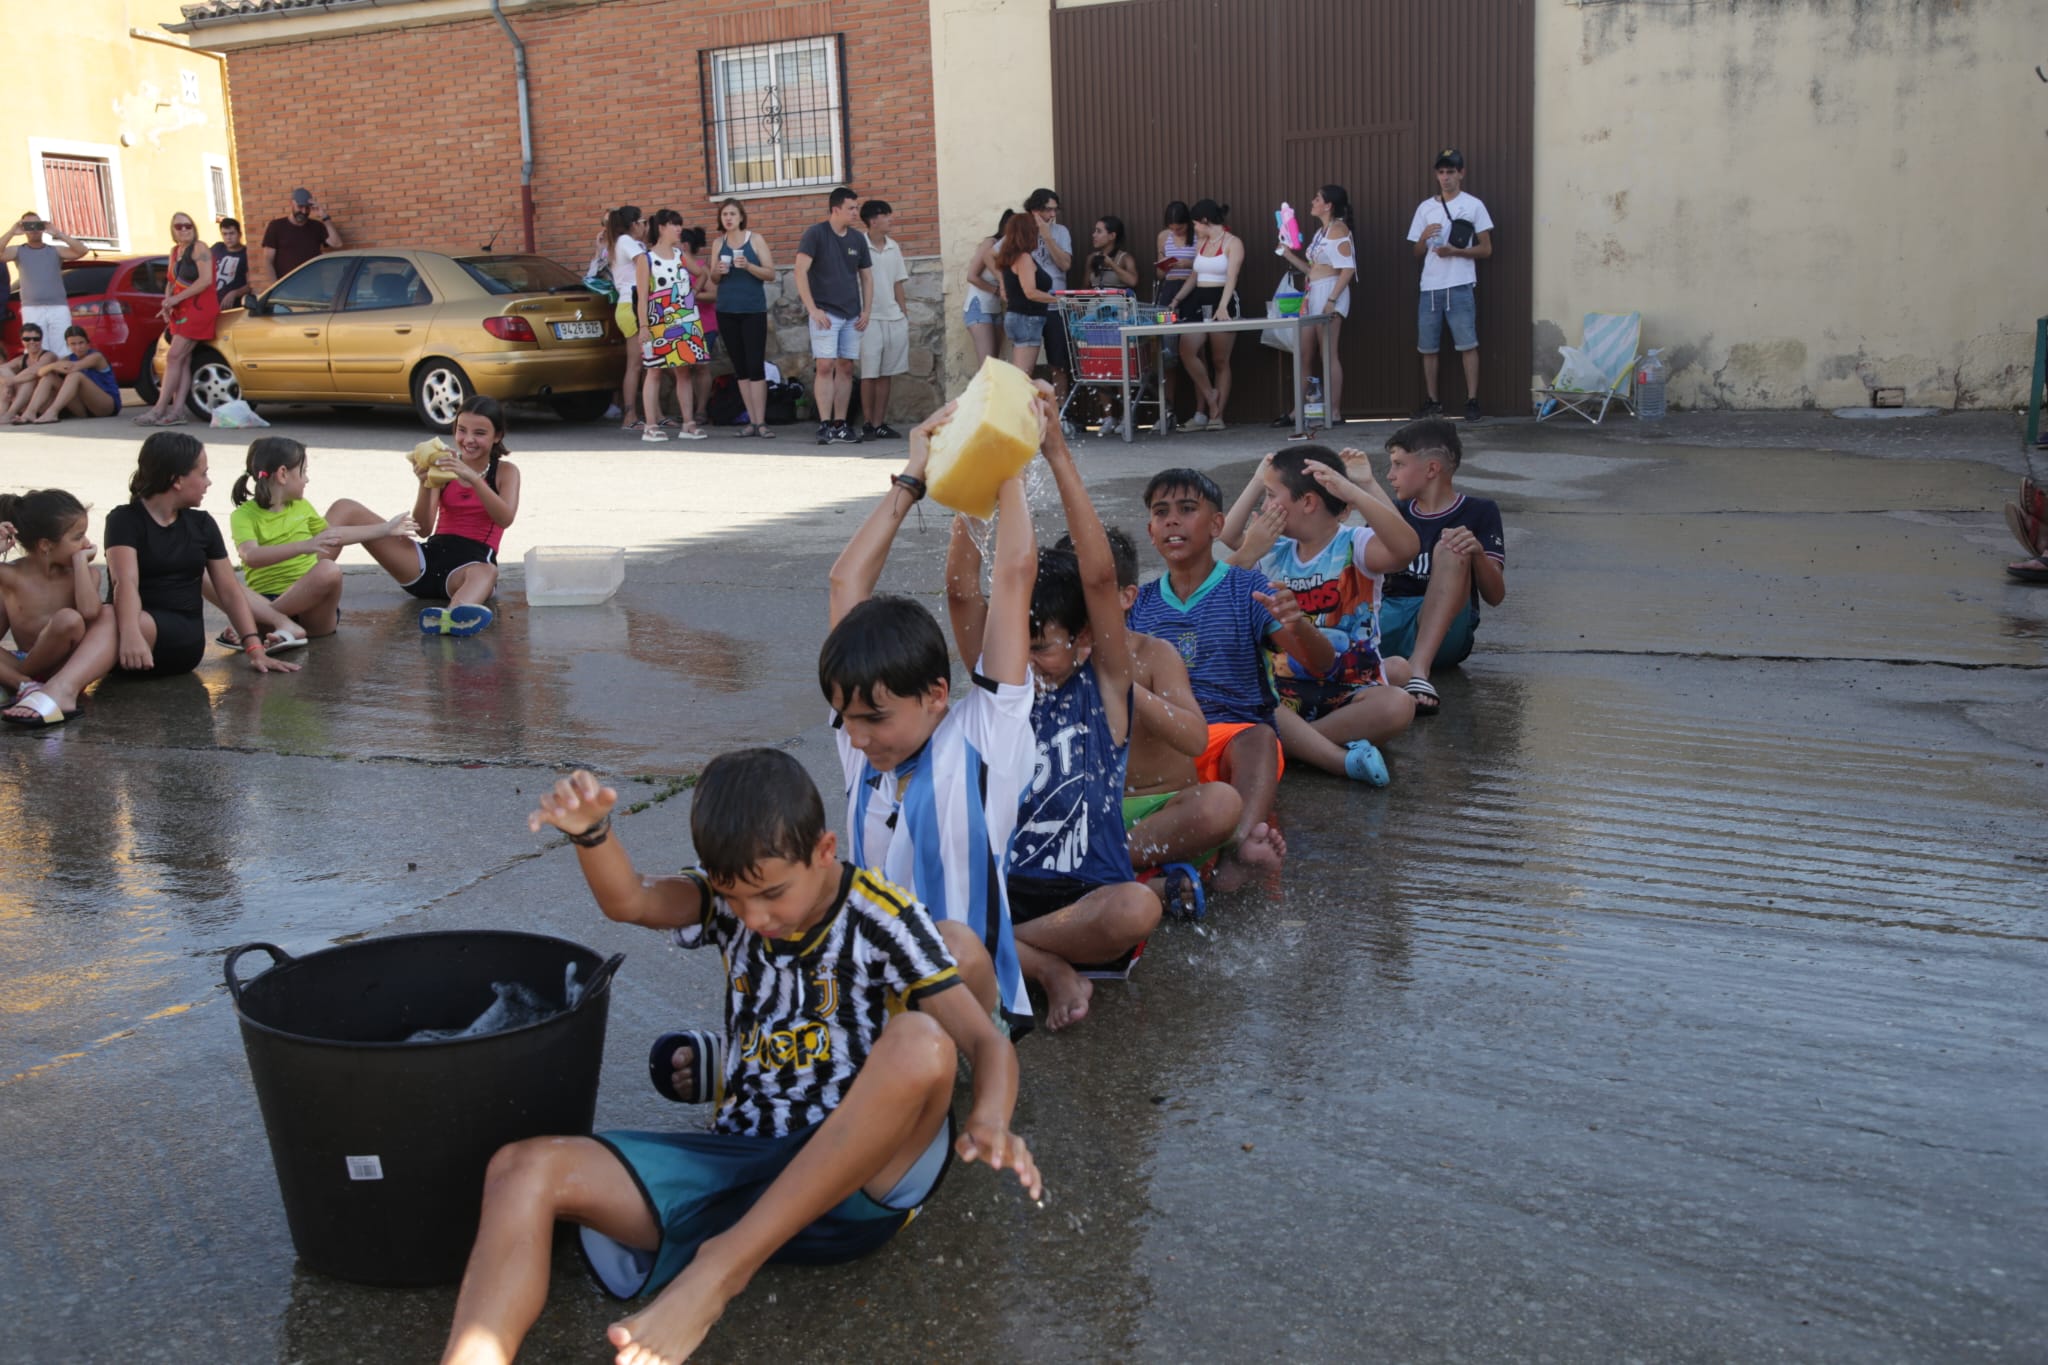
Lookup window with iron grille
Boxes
[701,36,849,195]
[40,155,120,248]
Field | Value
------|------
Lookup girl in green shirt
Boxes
[216,437,413,645]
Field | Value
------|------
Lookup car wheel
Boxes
[548,391,613,423]
[411,359,472,433]
[133,337,161,405]
[187,351,242,420]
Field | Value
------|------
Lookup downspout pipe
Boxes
[489,0,536,253]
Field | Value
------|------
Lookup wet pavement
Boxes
[2,405,2044,1363]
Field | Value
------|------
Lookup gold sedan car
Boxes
[172,249,623,430]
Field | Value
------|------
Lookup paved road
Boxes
[1,406,2043,1362]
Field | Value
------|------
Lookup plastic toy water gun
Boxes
[1275,202,1302,253]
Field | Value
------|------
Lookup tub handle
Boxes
[578,953,626,1004]
[223,942,292,1002]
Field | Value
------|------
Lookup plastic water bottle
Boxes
[1635,348,1668,421]
[1304,377,1324,424]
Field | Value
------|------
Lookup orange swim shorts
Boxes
[1195,721,1284,785]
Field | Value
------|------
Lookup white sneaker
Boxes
[1184,412,1209,431]
[641,426,669,442]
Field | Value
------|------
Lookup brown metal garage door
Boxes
[1050,0,1533,422]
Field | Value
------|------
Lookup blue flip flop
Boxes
[1159,862,1206,922]
[444,604,494,636]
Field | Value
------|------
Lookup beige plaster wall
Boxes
[927,0,1059,395]
[1532,0,2047,410]
[3,2,236,257]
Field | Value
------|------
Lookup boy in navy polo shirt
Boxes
[947,403,1158,1029]
[1367,417,1505,716]
[1127,468,1334,888]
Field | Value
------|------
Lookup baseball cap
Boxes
[1433,149,1465,170]
[291,187,313,206]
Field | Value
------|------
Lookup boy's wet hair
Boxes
[1269,445,1345,515]
[818,595,950,710]
[1142,468,1223,512]
[130,430,206,500]
[860,199,893,224]
[0,489,87,548]
[1385,417,1462,471]
[1030,547,1087,638]
[1055,525,1139,590]
[691,748,827,884]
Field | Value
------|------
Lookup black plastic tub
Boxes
[224,932,624,1287]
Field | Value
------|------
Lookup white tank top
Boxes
[1193,237,1231,287]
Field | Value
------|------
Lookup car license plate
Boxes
[552,321,604,340]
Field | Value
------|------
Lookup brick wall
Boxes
[224,0,942,401]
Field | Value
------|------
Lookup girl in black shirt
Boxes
[105,431,300,680]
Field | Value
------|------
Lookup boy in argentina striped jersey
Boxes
[813,399,1043,1036]
[440,749,1037,1365]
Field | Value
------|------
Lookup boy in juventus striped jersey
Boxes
[815,399,1042,1035]
[441,750,1037,1365]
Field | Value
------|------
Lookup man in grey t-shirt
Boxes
[1025,188,1074,418]
[794,186,873,444]
[2,213,90,344]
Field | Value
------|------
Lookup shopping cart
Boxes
[1051,290,1171,438]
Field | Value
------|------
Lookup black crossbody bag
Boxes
[1443,194,1476,250]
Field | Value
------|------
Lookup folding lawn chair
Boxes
[1534,311,1642,424]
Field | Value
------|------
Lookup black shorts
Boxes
[1176,287,1239,325]
[1007,874,1144,976]
[1007,874,1103,926]
[722,312,768,382]
[124,606,205,678]
[1043,312,1072,372]
[401,534,497,601]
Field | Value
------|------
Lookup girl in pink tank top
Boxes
[320,395,522,636]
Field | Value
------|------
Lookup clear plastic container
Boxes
[1636,348,1668,420]
[523,546,624,607]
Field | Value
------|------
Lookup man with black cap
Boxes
[260,188,343,285]
[1405,149,1492,421]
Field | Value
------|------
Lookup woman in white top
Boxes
[961,209,1012,364]
[1275,184,1357,431]
[1166,199,1243,431]
[606,204,649,432]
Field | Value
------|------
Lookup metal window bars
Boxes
[701,36,849,195]
[41,156,118,246]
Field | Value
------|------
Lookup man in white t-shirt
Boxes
[1404,149,1494,422]
[858,199,911,441]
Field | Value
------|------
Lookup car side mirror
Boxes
[247,298,271,317]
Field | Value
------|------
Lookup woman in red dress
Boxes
[134,212,220,426]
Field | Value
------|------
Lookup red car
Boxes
[3,255,173,402]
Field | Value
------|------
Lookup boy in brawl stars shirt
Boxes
[1222,446,1420,784]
